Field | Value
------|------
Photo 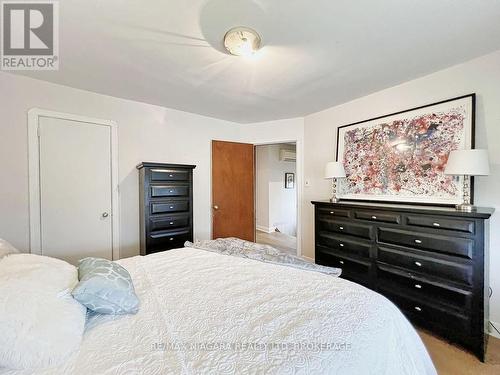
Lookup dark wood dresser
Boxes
[312,200,494,360]
[137,163,196,255]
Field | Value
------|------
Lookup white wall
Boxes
[302,50,500,332]
[0,73,305,260]
[256,144,297,236]
[0,72,241,259]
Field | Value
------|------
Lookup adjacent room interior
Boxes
[255,143,298,256]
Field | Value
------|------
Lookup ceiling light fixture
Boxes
[223,26,261,57]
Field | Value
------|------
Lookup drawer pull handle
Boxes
[169,206,174,209]
[414,306,422,312]
[339,226,344,230]
[432,222,440,227]
[414,261,422,267]
[169,222,174,225]
[414,239,422,244]
[169,237,174,241]
[339,260,344,265]
[339,243,344,247]
[371,216,377,220]
[414,284,422,289]
[169,174,174,177]
[169,190,174,193]
[330,211,334,214]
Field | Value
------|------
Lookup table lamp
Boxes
[324,161,346,203]
[444,149,490,212]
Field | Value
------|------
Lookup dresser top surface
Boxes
[136,162,196,170]
[311,200,494,219]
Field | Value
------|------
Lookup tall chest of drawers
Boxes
[137,163,196,255]
[312,200,494,360]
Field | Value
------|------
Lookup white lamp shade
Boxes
[444,149,490,176]
[324,161,346,179]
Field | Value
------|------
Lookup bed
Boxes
[1,246,436,374]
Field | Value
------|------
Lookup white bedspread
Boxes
[1,248,436,374]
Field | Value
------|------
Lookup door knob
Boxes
[102,212,109,218]
[213,205,219,210]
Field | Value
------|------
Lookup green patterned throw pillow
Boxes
[72,258,139,315]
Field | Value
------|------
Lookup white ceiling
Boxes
[18,0,500,123]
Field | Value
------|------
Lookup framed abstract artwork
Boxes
[285,172,295,189]
[336,94,475,205]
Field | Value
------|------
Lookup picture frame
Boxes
[336,94,475,205]
[285,172,295,189]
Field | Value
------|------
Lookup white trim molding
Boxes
[490,321,500,339]
[301,255,314,263]
[256,225,276,233]
[27,108,120,260]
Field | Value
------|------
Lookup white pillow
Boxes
[0,238,19,259]
[0,254,87,370]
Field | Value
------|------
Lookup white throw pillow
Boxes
[0,254,87,370]
[0,238,19,259]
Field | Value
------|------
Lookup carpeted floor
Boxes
[418,330,500,374]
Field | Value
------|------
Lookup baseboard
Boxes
[489,321,500,339]
[256,225,275,233]
[301,255,314,262]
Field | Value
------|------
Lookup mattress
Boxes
[1,247,436,374]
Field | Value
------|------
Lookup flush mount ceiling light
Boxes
[223,26,261,57]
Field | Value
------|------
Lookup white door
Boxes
[38,116,113,264]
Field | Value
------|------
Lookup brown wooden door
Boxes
[212,140,255,241]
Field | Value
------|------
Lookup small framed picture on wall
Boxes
[285,173,295,189]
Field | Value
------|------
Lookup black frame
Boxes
[285,172,295,189]
[335,93,476,206]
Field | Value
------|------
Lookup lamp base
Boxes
[330,197,340,203]
[455,203,475,212]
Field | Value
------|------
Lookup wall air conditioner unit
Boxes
[279,149,296,162]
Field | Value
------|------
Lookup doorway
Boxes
[255,143,297,256]
[211,140,255,241]
[28,109,119,264]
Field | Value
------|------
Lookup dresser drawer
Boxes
[377,266,473,310]
[149,214,189,231]
[317,207,350,218]
[151,185,189,198]
[316,247,371,286]
[150,168,190,182]
[378,247,473,286]
[312,201,492,362]
[406,215,474,234]
[151,200,189,214]
[382,290,472,335]
[139,163,195,257]
[318,219,372,239]
[378,227,473,259]
[317,234,371,259]
[354,210,401,224]
[148,228,190,251]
